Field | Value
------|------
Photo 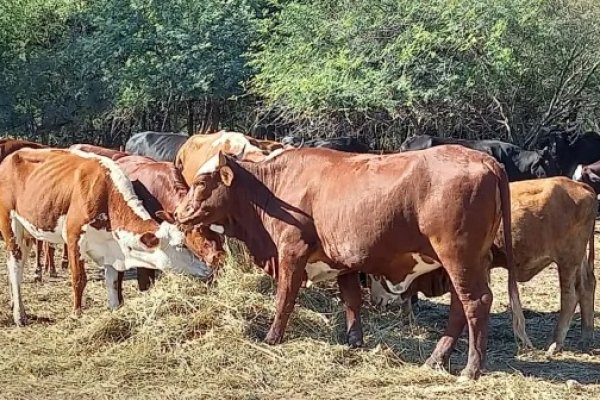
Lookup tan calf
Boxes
[371,177,597,354]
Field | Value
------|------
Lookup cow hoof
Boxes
[264,331,283,345]
[458,367,481,382]
[581,334,593,353]
[72,309,83,319]
[423,356,446,371]
[347,331,364,349]
[14,315,29,327]
[546,342,562,356]
[49,272,58,278]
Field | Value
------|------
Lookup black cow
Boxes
[540,130,600,177]
[573,161,600,196]
[400,135,558,181]
[125,131,188,162]
[281,136,371,153]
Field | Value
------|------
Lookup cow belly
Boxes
[11,211,66,244]
[385,254,442,295]
[305,261,339,286]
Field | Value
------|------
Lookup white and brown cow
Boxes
[0,148,212,325]
[371,177,597,355]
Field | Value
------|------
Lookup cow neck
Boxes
[224,160,284,268]
[157,171,190,213]
[107,183,158,234]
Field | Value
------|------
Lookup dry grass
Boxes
[0,236,599,400]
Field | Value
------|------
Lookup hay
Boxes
[0,238,599,399]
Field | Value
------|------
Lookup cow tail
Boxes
[497,163,533,349]
[581,217,595,290]
[587,223,595,269]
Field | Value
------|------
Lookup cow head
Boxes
[369,269,451,310]
[156,210,226,272]
[175,151,235,229]
[531,147,559,178]
[115,221,213,279]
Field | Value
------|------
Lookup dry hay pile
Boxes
[0,242,598,399]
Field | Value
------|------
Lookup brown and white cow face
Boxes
[175,152,235,230]
[106,222,213,278]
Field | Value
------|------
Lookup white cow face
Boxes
[114,222,212,279]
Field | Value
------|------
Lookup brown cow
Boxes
[175,131,287,185]
[174,146,532,380]
[0,148,212,324]
[70,144,225,301]
[371,177,597,355]
[0,139,64,280]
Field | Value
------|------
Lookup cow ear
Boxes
[218,151,227,167]
[220,165,234,187]
[155,210,175,224]
[140,232,160,249]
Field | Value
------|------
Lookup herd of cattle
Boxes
[1,129,600,381]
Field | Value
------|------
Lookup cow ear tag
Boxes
[220,166,234,187]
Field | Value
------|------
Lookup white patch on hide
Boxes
[155,221,185,247]
[572,164,583,181]
[70,149,152,221]
[209,224,225,234]
[196,154,220,176]
[10,212,67,244]
[374,254,442,298]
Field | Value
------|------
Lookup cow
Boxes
[173,146,532,380]
[175,131,286,185]
[573,161,600,197]
[0,148,213,325]
[371,177,597,355]
[70,144,225,298]
[125,131,189,162]
[400,135,559,181]
[281,136,371,153]
[0,139,66,280]
[538,129,600,177]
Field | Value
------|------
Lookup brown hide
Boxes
[175,145,531,380]
[71,145,225,291]
[401,177,597,354]
[0,148,160,324]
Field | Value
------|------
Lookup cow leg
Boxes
[424,287,466,369]
[105,265,122,310]
[34,240,43,282]
[264,252,307,345]
[1,213,30,325]
[8,240,31,326]
[136,267,156,292]
[457,280,493,381]
[547,264,579,355]
[337,272,364,348]
[60,244,69,270]
[576,256,596,352]
[67,235,87,317]
[45,243,57,278]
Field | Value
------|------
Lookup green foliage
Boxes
[251,0,600,142]
[0,0,599,146]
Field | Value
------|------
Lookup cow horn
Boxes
[234,143,246,160]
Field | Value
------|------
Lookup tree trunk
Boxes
[187,100,194,136]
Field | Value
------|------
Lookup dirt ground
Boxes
[0,232,599,400]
